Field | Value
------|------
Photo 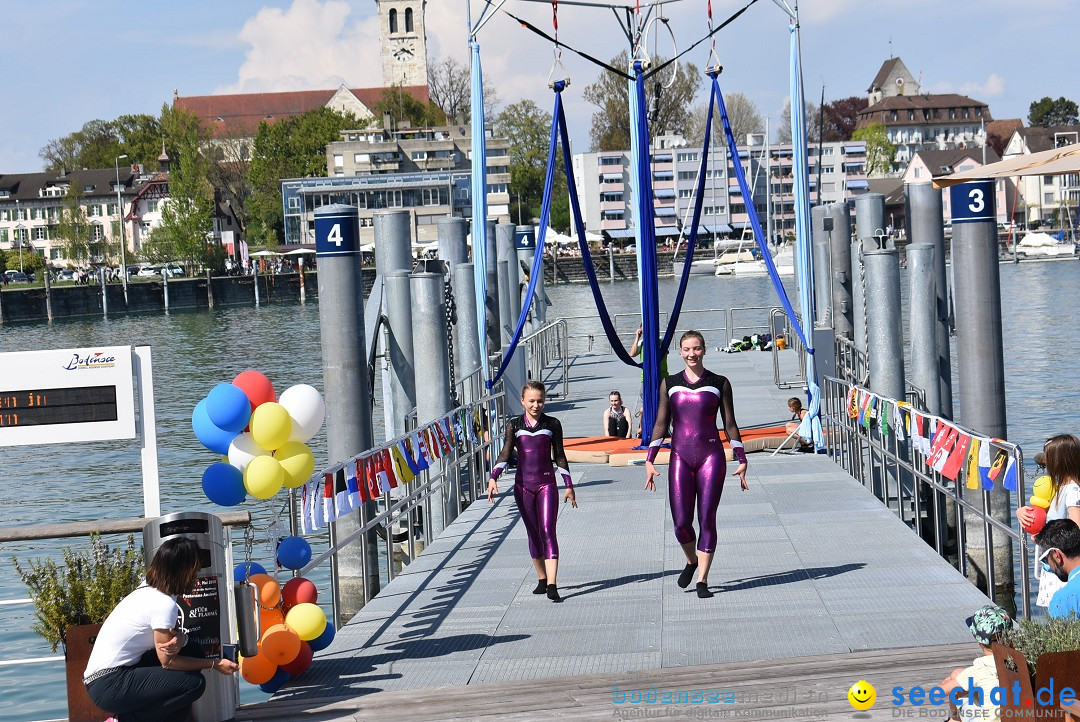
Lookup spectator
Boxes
[939,604,1012,722]
[1033,519,1080,618]
[785,397,807,435]
[601,390,632,438]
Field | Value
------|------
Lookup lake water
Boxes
[1,260,1076,720]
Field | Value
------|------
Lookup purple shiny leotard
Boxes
[647,370,743,553]
[491,414,572,560]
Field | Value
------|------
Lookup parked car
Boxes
[162,264,184,278]
[5,271,30,283]
[136,266,160,278]
[57,269,76,282]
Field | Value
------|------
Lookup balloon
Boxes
[206,382,252,433]
[308,621,335,653]
[234,561,266,584]
[279,384,326,443]
[251,402,293,451]
[202,463,246,506]
[281,641,313,676]
[245,456,284,499]
[1022,505,1048,535]
[192,399,238,455]
[1031,475,1054,508]
[233,370,276,412]
[249,573,282,608]
[275,441,316,489]
[258,668,291,694]
[282,577,318,609]
[229,432,271,472]
[259,605,285,634]
[285,603,327,641]
[260,623,301,665]
[240,652,277,685]
[277,536,312,571]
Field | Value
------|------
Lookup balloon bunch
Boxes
[193,371,325,505]
[1020,475,1053,535]
[232,536,335,692]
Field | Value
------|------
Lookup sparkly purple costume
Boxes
[491,414,572,559]
[647,370,746,553]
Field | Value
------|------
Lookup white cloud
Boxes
[931,73,1005,99]
[217,0,382,94]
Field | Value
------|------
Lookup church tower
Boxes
[378,0,428,88]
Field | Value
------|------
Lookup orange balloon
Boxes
[260,623,301,665]
[259,605,285,635]
[239,651,277,685]
[248,573,282,608]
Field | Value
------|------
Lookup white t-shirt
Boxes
[1036,482,1080,607]
[957,655,1001,722]
[84,584,182,680]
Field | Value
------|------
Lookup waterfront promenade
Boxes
[238,350,992,720]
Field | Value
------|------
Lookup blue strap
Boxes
[470,41,490,382]
[712,75,812,352]
[488,84,565,388]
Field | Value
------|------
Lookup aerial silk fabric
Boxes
[787,23,824,450]
[470,40,489,382]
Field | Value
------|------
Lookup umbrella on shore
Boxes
[251,250,280,257]
[283,248,316,256]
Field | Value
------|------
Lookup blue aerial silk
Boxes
[788,23,823,450]
[470,40,489,382]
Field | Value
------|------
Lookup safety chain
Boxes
[444,275,459,407]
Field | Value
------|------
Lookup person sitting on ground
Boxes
[601,390,632,439]
[84,536,238,722]
[1034,518,1080,618]
[940,604,1012,722]
[785,397,807,435]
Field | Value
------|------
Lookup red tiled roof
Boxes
[175,86,430,137]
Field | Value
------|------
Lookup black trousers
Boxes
[86,642,207,722]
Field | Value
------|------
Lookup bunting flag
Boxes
[353,459,369,504]
[978,440,995,490]
[399,438,420,475]
[313,474,328,528]
[893,403,906,442]
[857,392,870,427]
[847,386,859,419]
[417,431,435,467]
[941,431,971,481]
[966,438,983,490]
[425,427,441,460]
[454,409,466,445]
[929,425,958,472]
[390,443,417,484]
[928,418,938,445]
[377,458,393,492]
[299,480,313,535]
[361,457,376,501]
[334,468,353,518]
[879,400,891,437]
[1002,452,1019,492]
[988,447,1009,483]
[371,450,390,497]
[323,472,338,523]
[435,419,453,455]
[473,407,483,442]
[410,434,430,472]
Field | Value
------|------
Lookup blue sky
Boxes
[0,0,1073,172]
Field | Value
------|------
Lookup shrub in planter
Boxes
[1003,615,1080,680]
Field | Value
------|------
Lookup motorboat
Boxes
[1015,232,1077,259]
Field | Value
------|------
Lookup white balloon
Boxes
[228,432,270,471]
[279,384,326,443]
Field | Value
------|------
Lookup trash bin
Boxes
[143,511,236,722]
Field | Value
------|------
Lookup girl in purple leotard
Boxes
[645,330,748,599]
[489,380,578,602]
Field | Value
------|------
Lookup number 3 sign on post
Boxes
[949,179,996,224]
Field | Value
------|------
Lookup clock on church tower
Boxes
[378,0,428,88]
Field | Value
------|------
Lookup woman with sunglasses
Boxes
[1017,434,1080,608]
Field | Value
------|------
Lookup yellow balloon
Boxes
[285,602,327,642]
[1031,495,1052,509]
[276,441,316,489]
[1032,475,1054,503]
[250,402,293,451]
[244,455,284,499]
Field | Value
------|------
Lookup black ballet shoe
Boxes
[677,562,698,589]
[546,584,562,602]
[696,582,714,599]
[533,578,548,594]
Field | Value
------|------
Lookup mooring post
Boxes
[826,202,854,339]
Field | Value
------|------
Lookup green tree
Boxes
[53,183,97,261]
[40,115,163,173]
[852,122,896,177]
[372,85,445,129]
[142,135,215,271]
[113,114,164,169]
[247,108,359,243]
[1028,96,1079,128]
[583,51,701,151]
[495,99,561,225]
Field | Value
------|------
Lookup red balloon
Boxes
[1022,505,1047,535]
[282,577,318,610]
[281,641,313,676]
[233,370,276,411]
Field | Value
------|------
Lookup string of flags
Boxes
[298,404,487,534]
[845,384,1022,493]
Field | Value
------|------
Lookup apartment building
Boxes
[903,147,1013,225]
[1002,125,1080,227]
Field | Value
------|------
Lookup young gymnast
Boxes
[489,380,578,602]
[645,330,748,598]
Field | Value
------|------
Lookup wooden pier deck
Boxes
[239,350,992,721]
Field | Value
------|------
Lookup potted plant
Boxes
[992,616,1080,720]
[12,533,144,722]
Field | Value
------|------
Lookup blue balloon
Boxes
[308,621,335,653]
[206,383,252,433]
[233,561,266,583]
[192,399,238,455]
[276,536,312,570]
[258,668,291,694]
[202,463,246,506]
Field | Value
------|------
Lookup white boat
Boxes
[726,246,795,277]
[1015,232,1077,259]
[672,259,722,276]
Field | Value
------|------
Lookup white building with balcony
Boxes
[1002,125,1080,227]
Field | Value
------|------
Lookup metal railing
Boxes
[522,318,570,398]
[819,375,1032,618]
[293,388,507,629]
[834,335,928,411]
[770,308,806,389]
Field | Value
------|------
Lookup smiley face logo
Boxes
[848,680,876,710]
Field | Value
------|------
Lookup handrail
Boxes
[818,375,1032,618]
[520,318,570,398]
[770,307,806,390]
